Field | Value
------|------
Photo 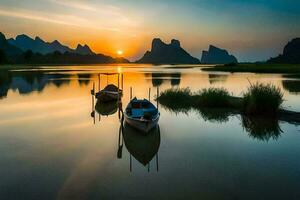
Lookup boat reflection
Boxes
[95,100,118,116]
[118,115,160,172]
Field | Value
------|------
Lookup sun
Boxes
[117,50,123,56]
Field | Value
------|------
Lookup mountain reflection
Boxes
[0,69,73,98]
[208,74,228,84]
[150,73,181,87]
[77,73,91,86]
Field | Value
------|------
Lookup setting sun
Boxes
[117,50,123,56]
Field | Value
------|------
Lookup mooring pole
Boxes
[130,87,132,100]
[121,73,124,90]
[156,153,159,172]
[117,74,120,103]
[157,87,159,108]
[130,154,132,172]
[91,82,95,95]
[98,74,100,91]
[149,88,151,101]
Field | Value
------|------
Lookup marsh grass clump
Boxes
[195,88,231,107]
[156,88,194,112]
[243,83,283,116]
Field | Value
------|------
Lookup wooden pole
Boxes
[130,154,132,172]
[98,74,100,91]
[149,88,151,101]
[130,87,132,100]
[157,87,159,108]
[156,153,159,172]
[117,74,120,104]
[121,73,124,90]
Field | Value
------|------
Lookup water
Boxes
[0,64,300,200]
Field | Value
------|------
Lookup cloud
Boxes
[0,7,120,32]
[50,0,97,11]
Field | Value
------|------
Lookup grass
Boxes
[157,83,284,117]
[156,88,194,113]
[194,88,231,107]
[202,63,300,74]
[243,83,283,116]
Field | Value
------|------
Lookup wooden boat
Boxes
[123,123,160,166]
[124,98,160,133]
[95,84,122,102]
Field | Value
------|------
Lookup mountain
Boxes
[8,34,95,55]
[0,32,23,62]
[201,45,238,64]
[0,32,129,64]
[75,44,94,55]
[136,38,200,64]
[268,38,300,64]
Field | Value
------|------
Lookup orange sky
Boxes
[0,0,299,61]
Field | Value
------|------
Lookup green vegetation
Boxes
[156,88,194,113]
[194,88,231,107]
[202,63,300,74]
[243,83,283,116]
[157,84,288,118]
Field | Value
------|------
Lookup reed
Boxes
[243,83,283,116]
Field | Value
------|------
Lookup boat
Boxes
[95,84,122,102]
[124,97,160,133]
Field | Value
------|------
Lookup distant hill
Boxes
[8,34,95,55]
[0,32,129,64]
[136,38,200,64]
[268,38,300,64]
[201,45,238,64]
[0,32,23,63]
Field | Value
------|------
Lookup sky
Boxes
[0,0,299,62]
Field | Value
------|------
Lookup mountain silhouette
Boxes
[0,32,23,58]
[268,38,300,64]
[136,38,200,64]
[201,45,238,64]
[0,32,129,64]
[8,34,95,55]
[75,44,94,55]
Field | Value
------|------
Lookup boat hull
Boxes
[96,91,122,102]
[124,114,160,133]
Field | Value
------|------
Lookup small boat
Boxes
[124,97,160,133]
[95,84,122,102]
